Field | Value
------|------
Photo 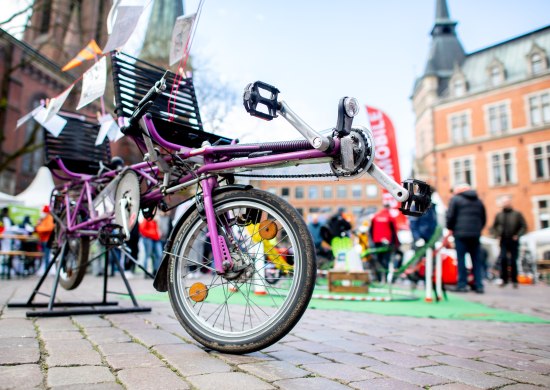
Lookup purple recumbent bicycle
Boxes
[47,53,431,353]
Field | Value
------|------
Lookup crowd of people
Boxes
[306,182,529,293]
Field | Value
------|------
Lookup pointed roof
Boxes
[424,0,465,78]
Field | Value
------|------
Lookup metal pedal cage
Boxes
[7,244,152,317]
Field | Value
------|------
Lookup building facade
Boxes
[413,0,550,232]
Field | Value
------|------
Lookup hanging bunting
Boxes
[169,13,196,66]
[16,105,44,129]
[61,40,103,72]
[77,57,107,110]
[43,84,74,122]
[102,6,144,53]
[96,114,120,145]
[33,107,67,137]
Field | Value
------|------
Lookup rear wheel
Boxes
[167,189,316,353]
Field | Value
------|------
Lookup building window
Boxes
[489,150,515,186]
[490,66,502,86]
[323,186,333,199]
[531,53,544,75]
[487,103,509,135]
[308,186,319,199]
[529,92,550,126]
[309,207,320,214]
[281,187,289,198]
[531,142,550,181]
[365,184,378,198]
[534,197,550,229]
[295,186,304,199]
[449,112,470,143]
[453,79,465,97]
[39,2,53,34]
[351,185,362,199]
[451,157,474,188]
[337,185,347,199]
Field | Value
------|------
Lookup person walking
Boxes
[138,215,163,277]
[369,202,400,282]
[491,196,527,288]
[35,205,54,273]
[446,183,486,293]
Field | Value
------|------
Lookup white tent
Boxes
[14,166,55,208]
[0,191,23,207]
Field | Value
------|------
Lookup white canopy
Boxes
[0,191,23,207]
[14,166,55,209]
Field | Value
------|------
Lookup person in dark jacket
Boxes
[446,183,486,293]
[491,196,527,288]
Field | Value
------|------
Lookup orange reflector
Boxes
[259,220,278,240]
[189,282,208,302]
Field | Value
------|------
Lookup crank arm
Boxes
[118,197,130,240]
[367,163,409,202]
[278,101,332,152]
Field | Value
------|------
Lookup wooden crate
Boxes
[328,271,370,294]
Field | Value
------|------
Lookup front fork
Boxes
[201,176,233,275]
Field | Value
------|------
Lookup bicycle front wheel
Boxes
[167,189,316,353]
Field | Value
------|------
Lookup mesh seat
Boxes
[111,52,232,148]
[44,114,111,175]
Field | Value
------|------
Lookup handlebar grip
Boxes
[243,81,280,121]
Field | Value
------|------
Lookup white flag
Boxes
[33,107,68,137]
[44,85,74,122]
[103,6,144,53]
[96,114,118,145]
[16,105,44,129]
[169,13,196,66]
[77,57,107,110]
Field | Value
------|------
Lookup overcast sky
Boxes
[2,0,550,177]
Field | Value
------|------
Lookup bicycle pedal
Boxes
[399,179,433,217]
[98,224,126,247]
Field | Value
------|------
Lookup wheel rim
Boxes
[172,199,303,340]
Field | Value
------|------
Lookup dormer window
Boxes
[487,59,505,87]
[527,44,548,76]
[453,79,465,97]
[450,66,467,98]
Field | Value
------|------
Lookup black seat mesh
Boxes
[111,52,232,148]
[44,114,111,175]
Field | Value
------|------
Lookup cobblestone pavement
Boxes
[1,275,549,389]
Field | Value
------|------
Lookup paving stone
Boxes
[428,354,506,373]
[274,377,350,390]
[0,318,36,338]
[104,352,164,370]
[85,328,132,344]
[238,361,311,382]
[0,344,39,364]
[319,352,382,367]
[368,364,447,387]
[282,340,344,354]
[498,385,544,390]
[0,364,43,389]
[349,378,423,390]
[363,350,434,368]
[427,344,485,358]
[267,349,330,364]
[323,338,383,353]
[430,384,481,390]
[97,342,150,356]
[153,343,231,376]
[187,372,274,390]
[125,329,184,347]
[51,383,124,390]
[483,349,543,361]
[47,366,116,387]
[117,367,189,390]
[72,315,113,328]
[40,330,83,341]
[517,348,550,359]
[478,354,550,374]
[212,351,274,365]
[36,317,78,331]
[493,369,550,387]
[0,336,38,348]
[45,339,102,366]
[376,342,440,356]
[418,365,514,389]
[301,362,379,383]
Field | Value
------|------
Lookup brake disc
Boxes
[114,170,140,232]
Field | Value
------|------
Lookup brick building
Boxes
[412,0,550,232]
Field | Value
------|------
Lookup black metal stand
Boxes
[8,244,152,317]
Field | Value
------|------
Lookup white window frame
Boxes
[532,195,550,230]
[449,155,476,189]
[529,141,550,182]
[526,89,550,127]
[448,111,471,144]
[485,101,511,135]
[487,148,517,187]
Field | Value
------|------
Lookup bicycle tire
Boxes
[53,210,90,290]
[167,189,316,353]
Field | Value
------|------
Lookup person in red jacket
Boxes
[369,202,400,282]
[35,205,54,272]
[139,216,163,277]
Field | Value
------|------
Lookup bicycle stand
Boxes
[7,243,152,317]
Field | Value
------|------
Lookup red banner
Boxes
[365,106,407,227]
